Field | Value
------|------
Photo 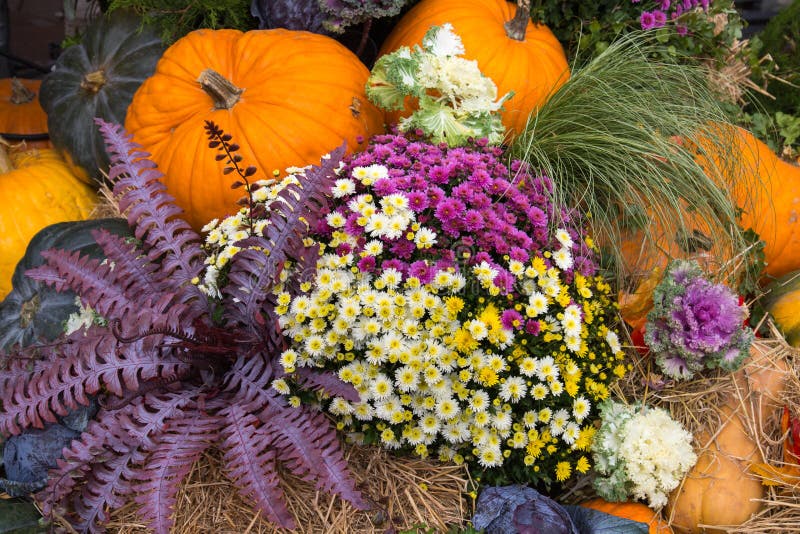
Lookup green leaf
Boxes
[776,112,800,147]
[401,97,471,146]
[0,500,47,533]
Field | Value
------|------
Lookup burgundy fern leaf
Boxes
[26,249,139,321]
[95,119,206,305]
[222,145,344,330]
[0,329,189,436]
[133,399,221,534]
[293,368,360,403]
[223,353,286,414]
[220,404,295,529]
[72,447,145,533]
[260,402,367,509]
[91,229,171,300]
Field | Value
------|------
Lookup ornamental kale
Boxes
[644,259,753,380]
[318,0,411,33]
[0,120,366,532]
[366,24,513,146]
[591,400,696,508]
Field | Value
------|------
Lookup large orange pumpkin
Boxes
[580,498,673,534]
[377,0,570,137]
[0,79,50,149]
[125,28,385,230]
[707,126,800,281]
[0,146,96,297]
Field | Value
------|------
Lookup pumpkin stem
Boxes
[198,69,244,110]
[0,139,14,174]
[10,78,35,104]
[81,70,107,94]
[505,0,532,41]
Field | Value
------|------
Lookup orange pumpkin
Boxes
[125,28,384,230]
[580,498,673,534]
[377,0,570,137]
[0,78,50,149]
[706,126,800,280]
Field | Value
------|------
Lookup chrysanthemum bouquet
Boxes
[201,131,627,487]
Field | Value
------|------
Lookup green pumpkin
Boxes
[0,218,132,351]
[39,10,164,184]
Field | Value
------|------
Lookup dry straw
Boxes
[101,443,473,534]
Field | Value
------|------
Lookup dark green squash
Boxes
[39,10,164,184]
[0,218,132,351]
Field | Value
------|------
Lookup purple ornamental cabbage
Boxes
[644,260,753,380]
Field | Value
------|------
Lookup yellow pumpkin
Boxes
[762,270,800,347]
[0,146,96,297]
[580,498,673,534]
[377,0,570,137]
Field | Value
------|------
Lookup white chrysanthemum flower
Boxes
[499,376,527,402]
[420,414,441,435]
[423,23,465,57]
[366,164,389,180]
[466,320,488,341]
[443,420,471,443]
[536,356,558,381]
[555,228,574,249]
[332,178,356,198]
[469,390,490,413]
[365,213,391,237]
[523,411,538,429]
[550,409,570,436]
[519,357,538,377]
[493,410,513,433]
[565,335,582,354]
[563,422,580,446]
[553,247,574,271]
[435,397,460,420]
[279,349,298,371]
[530,383,549,401]
[606,330,623,354]
[477,445,503,468]
[329,398,354,416]
[573,396,591,421]
[527,291,549,317]
[303,335,325,357]
[271,378,290,395]
[414,227,438,249]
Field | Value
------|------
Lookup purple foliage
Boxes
[0,120,365,532]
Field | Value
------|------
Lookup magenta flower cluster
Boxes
[637,0,710,33]
[644,260,753,380]
[317,132,598,289]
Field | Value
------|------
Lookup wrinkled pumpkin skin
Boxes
[667,343,790,533]
[580,498,673,534]
[0,149,96,298]
[0,218,132,351]
[125,28,385,230]
[377,0,570,137]
[0,78,50,148]
[39,10,164,183]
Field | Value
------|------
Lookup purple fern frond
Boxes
[220,404,295,529]
[222,146,344,331]
[91,228,171,299]
[133,401,220,534]
[293,368,361,403]
[260,402,367,509]
[95,119,206,309]
[26,249,139,321]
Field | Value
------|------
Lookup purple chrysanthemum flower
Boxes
[501,309,524,330]
[641,11,657,30]
[525,320,541,336]
[406,191,429,212]
[435,197,466,224]
[463,210,484,232]
[408,260,434,284]
[358,255,376,272]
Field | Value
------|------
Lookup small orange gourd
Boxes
[0,146,96,297]
[580,498,673,534]
[377,0,570,137]
[125,28,384,230]
[0,78,50,149]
